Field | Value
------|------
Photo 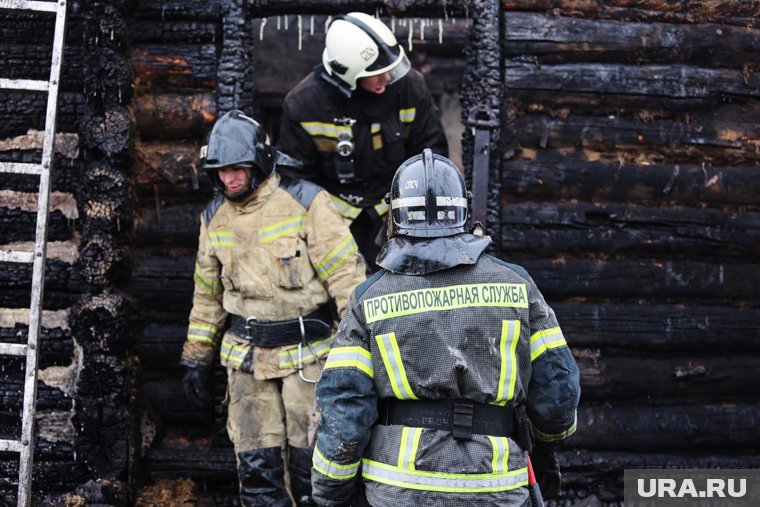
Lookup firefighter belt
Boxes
[229,305,332,347]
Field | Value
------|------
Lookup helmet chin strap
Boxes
[219,168,267,202]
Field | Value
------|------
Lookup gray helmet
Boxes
[200,110,274,201]
[387,149,470,239]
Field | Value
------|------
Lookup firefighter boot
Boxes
[289,445,317,506]
[237,447,291,507]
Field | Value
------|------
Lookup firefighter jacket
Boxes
[312,235,580,506]
[180,172,367,379]
[277,66,448,219]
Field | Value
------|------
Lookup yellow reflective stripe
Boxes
[371,123,381,134]
[530,326,567,361]
[532,414,577,443]
[259,216,305,244]
[220,338,248,366]
[331,195,362,220]
[187,323,219,345]
[362,459,528,493]
[313,445,360,480]
[373,200,389,216]
[375,332,418,400]
[278,336,334,368]
[323,346,374,379]
[399,108,416,123]
[300,121,352,139]
[487,436,510,474]
[397,427,423,470]
[495,320,520,406]
[363,283,528,324]
[314,234,358,280]
[208,230,234,248]
[194,263,222,295]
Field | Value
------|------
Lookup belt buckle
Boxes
[452,399,474,441]
[244,316,257,339]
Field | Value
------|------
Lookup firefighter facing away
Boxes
[311,149,581,506]
[180,110,366,506]
[278,12,448,272]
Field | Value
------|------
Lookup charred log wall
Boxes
[501,2,760,505]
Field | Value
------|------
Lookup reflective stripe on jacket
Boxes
[312,254,580,506]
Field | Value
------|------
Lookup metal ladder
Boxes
[0,1,68,505]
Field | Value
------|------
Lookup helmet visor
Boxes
[361,47,411,85]
[391,195,468,236]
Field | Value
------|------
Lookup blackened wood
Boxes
[572,403,760,450]
[505,61,760,101]
[576,351,760,401]
[82,47,133,106]
[144,441,235,482]
[129,20,218,44]
[79,105,132,158]
[70,292,131,356]
[133,203,202,247]
[140,372,227,427]
[0,260,80,301]
[0,91,85,138]
[132,140,211,200]
[133,0,222,21]
[130,44,217,93]
[0,155,82,194]
[245,0,467,17]
[502,156,760,207]
[136,322,187,371]
[554,302,760,352]
[505,12,760,66]
[500,201,760,257]
[79,234,130,289]
[0,209,74,242]
[0,326,75,368]
[133,93,216,140]
[129,254,195,313]
[0,45,86,88]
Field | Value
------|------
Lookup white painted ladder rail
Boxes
[0,1,68,505]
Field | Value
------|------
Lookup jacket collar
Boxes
[376,233,492,275]
[231,172,280,213]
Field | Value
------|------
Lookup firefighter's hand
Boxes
[182,366,213,409]
[532,447,561,498]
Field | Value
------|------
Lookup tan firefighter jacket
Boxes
[180,172,366,379]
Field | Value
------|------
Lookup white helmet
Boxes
[322,12,411,93]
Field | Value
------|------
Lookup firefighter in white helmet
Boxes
[180,110,366,506]
[311,150,581,506]
[278,12,448,272]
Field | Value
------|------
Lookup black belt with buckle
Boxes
[377,398,516,441]
[229,305,332,347]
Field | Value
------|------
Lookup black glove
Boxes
[531,447,561,498]
[182,366,213,409]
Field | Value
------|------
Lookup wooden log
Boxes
[500,201,760,257]
[0,91,85,138]
[143,440,236,483]
[0,326,74,368]
[502,156,760,207]
[79,105,132,158]
[129,254,195,313]
[0,260,80,299]
[553,302,760,352]
[245,1,469,17]
[0,44,86,88]
[133,203,202,247]
[79,234,130,290]
[572,403,760,450]
[132,140,210,199]
[0,209,74,242]
[82,47,133,107]
[140,370,227,427]
[133,0,222,21]
[576,351,760,401]
[70,292,130,356]
[505,12,760,66]
[133,93,216,140]
[508,108,760,164]
[130,44,217,93]
[129,20,218,44]
[505,61,760,101]
[136,322,187,371]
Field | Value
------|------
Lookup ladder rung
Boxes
[0,162,43,175]
[0,0,58,13]
[0,342,27,356]
[0,78,49,92]
[0,251,35,264]
[0,438,24,453]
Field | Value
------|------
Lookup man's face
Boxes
[218,165,251,194]
[359,72,391,94]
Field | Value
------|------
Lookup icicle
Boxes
[391,17,395,33]
[310,15,314,35]
[118,88,122,103]
[375,6,380,18]
[443,0,449,21]
[110,29,113,41]
[438,19,443,44]
[325,16,332,32]
[161,8,164,21]
[420,18,425,41]
[284,15,289,30]
[298,15,302,51]
[277,16,281,30]
[408,20,413,52]
[260,18,267,41]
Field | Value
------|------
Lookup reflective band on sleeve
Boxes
[487,436,510,474]
[187,323,219,345]
[362,459,528,493]
[530,326,567,361]
[399,108,416,124]
[436,196,468,207]
[391,196,426,209]
[220,337,249,367]
[208,230,234,248]
[362,284,528,323]
[314,234,358,280]
[371,123,382,134]
[532,413,577,443]
[373,200,389,217]
[313,445,360,480]
[398,427,423,470]
[323,346,374,379]
[495,320,520,406]
[259,216,305,244]
[194,263,222,295]
[300,121,352,140]
[331,195,363,220]
[375,332,418,400]
[278,336,334,368]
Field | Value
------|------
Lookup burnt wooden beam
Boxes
[133,93,216,140]
[500,201,760,257]
[0,91,85,138]
[133,203,202,247]
[502,156,760,207]
[0,209,75,242]
[130,44,217,94]
[554,302,760,353]
[245,1,467,17]
[132,140,211,200]
[143,441,235,482]
[0,260,81,304]
[505,12,760,66]
[0,155,82,195]
[129,20,218,43]
[0,45,86,88]
[133,0,222,21]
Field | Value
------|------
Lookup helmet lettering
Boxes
[360,46,377,61]
[404,180,419,190]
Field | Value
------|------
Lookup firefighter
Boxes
[277,12,448,272]
[311,149,580,506]
[180,110,366,506]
